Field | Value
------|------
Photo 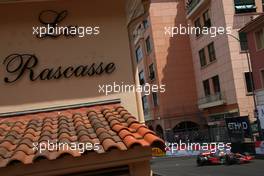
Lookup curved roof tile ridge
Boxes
[0,103,164,168]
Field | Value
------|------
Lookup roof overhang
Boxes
[0,146,152,176]
[239,14,264,33]
[0,0,56,4]
[126,0,150,25]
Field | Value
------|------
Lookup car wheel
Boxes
[197,158,204,166]
[225,155,233,165]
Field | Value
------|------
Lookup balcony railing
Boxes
[198,92,226,109]
[186,0,201,14]
[186,0,211,19]
[256,89,264,105]
[144,108,152,121]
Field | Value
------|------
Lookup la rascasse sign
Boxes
[2,10,115,83]
[3,54,116,83]
[34,10,100,38]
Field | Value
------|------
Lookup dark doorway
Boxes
[156,125,164,139]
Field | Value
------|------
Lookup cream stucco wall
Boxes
[0,0,141,119]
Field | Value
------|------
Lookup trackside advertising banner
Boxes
[225,116,252,142]
[255,141,264,155]
[257,105,264,130]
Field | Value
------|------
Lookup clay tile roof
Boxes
[0,104,164,168]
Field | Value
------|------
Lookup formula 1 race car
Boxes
[196,150,253,166]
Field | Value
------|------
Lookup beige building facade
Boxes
[0,0,140,119]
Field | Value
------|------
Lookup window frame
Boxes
[149,63,155,80]
[263,0,264,12]
[203,9,211,28]
[244,72,254,94]
[194,17,202,37]
[142,95,149,115]
[143,19,149,29]
[254,28,264,51]
[199,48,207,67]
[139,70,145,85]
[145,36,152,54]
[203,79,211,96]
[207,42,216,62]
[260,69,264,88]
[152,92,158,107]
[234,0,256,14]
[212,75,221,93]
[135,46,143,63]
[239,32,248,52]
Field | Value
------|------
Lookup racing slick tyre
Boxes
[225,155,235,165]
[197,157,205,166]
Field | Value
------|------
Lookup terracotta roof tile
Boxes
[34,150,58,161]
[0,141,16,151]
[0,104,164,168]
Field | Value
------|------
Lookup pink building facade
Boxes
[128,0,204,141]
[186,0,263,141]
[240,14,264,133]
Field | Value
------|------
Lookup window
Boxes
[255,29,264,50]
[263,0,264,12]
[261,70,264,88]
[135,46,143,62]
[149,64,155,80]
[212,75,221,93]
[137,24,142,31]
[143,19,149,29]
[260,68,264,88]
[239,32,248,51]
[199,48,207,67]
[207,42,216,62]
[152,92,158,107]
[234,0,256,14]
[200,43,216,67]
[139,71,145,85]
[244,72,254,93]
[145,36,152,54]
[203,79,211,96]
[142,96,149,115]
[194,18,202,37]
[203,10,211,28]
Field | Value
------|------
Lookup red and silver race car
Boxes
[196,150,253,166]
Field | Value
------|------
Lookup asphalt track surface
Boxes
[151,157,263,176]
